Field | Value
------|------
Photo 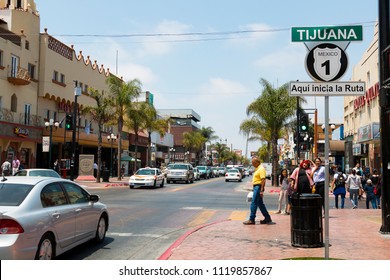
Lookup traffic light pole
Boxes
[296,97,300,163]
[70,82,81,181]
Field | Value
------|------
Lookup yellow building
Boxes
[0,0,131,173]
[344,22,380,172]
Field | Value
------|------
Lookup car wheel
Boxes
[35,233,55,260]
[239,178,242,182]
[225,179,228,182]
[130,185,134,189]
[94,215,107,243]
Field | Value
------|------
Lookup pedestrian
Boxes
[311,158,326,209]
[53,159,60,174]
[363,179,377,209]
[121,164,125,179]
[370,169,381,209]
[289,159,315,194]
[345,168,362,209]
[331,166,347,209]
[12,156,20,175]
[1,159,11,176]
[275,169,289,214]
[94,162,98,178]
[243,156,273,225]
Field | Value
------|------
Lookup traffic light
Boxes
[65,114,73,130]
[299,112,309,132]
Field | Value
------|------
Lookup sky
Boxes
[34,0,378,157]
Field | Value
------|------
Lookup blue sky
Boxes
[34,0,378,156]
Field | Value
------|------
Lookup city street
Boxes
[58,175,262,260]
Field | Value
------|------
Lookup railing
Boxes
[0,109,43,127]
[7,66,31,85]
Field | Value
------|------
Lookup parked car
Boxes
[166,163,194,184]
[14,168,61,178]
[196,166,211,179]
[193,167,201,181]
[217,167,227,176]
[211,167,220,177]
[225,168,242,182]
[128,167,165,189]
[0,177,109,260]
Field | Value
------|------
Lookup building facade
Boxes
[344,23,380,173]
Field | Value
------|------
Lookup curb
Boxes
[158,219,230,260]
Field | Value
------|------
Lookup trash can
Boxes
[102,169,110,182]
[291,193,323,248]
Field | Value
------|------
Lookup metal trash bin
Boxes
[102,169,110,182]
[291,193,323,248]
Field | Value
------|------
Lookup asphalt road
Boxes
[58,175,273,260]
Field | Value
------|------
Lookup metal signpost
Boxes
[290,25,365,259]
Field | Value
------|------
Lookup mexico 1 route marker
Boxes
[289,25,365,260]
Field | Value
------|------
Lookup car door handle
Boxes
[51,212,60,219]
[75,208,83,213]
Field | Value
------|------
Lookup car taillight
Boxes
[0,219,24,234]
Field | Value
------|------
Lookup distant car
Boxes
[225,168,242,182]
[166,163,194,184]
[217,167,227,176]
[129,167,165,189]
[0,177,109,260]
[193,167,201,181]
[244,169,250,177]
[196,166,211,179]
[211,167,220,177]
[14,168,61,178]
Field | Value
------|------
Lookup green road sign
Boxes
[291,25,363,42]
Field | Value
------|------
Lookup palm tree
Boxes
[81,89,115,182]
[240,78,297,186]
[182,131,206,165]
[199,126,218,165]
[107,76,141,180]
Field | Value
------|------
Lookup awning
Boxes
[121,156,140,162]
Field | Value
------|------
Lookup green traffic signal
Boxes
[65,114,73,130]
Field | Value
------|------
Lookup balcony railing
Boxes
[7,66,31,85]
[0,108,43,126]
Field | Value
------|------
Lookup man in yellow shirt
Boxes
[243,156,272,225]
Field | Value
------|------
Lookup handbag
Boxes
[246,191,253,203]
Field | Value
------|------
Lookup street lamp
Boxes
[169,147,175,163]
[107,133,117,177]
[45,119,59,169]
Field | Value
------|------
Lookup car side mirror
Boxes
[89,194,100,203]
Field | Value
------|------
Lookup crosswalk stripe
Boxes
[187,210,216,227]
[228,210,248,221]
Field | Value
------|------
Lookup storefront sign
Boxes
[42,136,50,152]
[14,127,29,138]
[354,82,379,110]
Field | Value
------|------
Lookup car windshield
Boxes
[197,166,206,170]
[0,184,33,206]
[229,169,239,173]
[170,165,188,170]
[136,169,155,175]
[29,170,60,177]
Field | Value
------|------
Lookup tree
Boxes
[107,76,141,180]
[240,78,297,186]
[182,131,206,165]
[81,89,115,182]
[199,126,218,165]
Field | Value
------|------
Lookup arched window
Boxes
[11,93,17,112]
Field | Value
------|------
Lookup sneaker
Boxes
[260,219,272,224]
[243,220,255,225]
[353,205,358,209]
[275,211,281,214]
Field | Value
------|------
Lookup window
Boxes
[16,0,23,9]
[84,84,89,93]
[25,40,29,50]
[24,104,31,125]
[53,71,58,81]
[11,55,19,78]
[41,183,68,207]
[0,50,3,67]
[28,63,35,80]
[11,94,17,112]
[79,82,83,90]
[62,182,89,204]
[60,73,65,84]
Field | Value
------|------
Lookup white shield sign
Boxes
[313,47,341,81]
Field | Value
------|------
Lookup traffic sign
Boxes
[289,81,366,96]
[291,25,363,42]
[305,43,348,82]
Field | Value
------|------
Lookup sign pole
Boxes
[324,96,330,259]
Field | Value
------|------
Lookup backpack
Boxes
[335,172,346,187]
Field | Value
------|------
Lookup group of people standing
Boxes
[1,156,21,176]
[275,160,382,212]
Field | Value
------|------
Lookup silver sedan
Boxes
[0,177,109,260]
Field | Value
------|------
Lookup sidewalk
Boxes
[159,181,390,260]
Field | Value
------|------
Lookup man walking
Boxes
[243,156,273,225]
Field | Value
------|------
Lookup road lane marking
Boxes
[108,232,169,239]
[187,210,216,227]
[228,210,248,221]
